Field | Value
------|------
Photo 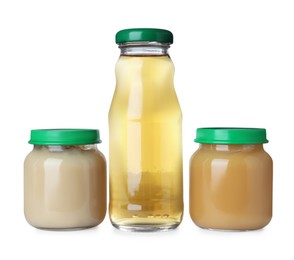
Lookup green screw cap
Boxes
[116,28,173,44]
[28,129,102,145]
[194,128,269,144]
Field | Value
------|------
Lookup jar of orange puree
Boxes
[190,128,273,231]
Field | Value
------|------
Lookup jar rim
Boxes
[194,128,268,144]
[28,129,102,145]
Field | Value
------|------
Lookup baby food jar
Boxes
[190,128,273,231]
[24,129,107,230]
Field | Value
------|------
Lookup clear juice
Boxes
[109,54,183,231]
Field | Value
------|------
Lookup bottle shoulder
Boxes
[110,54,180,119]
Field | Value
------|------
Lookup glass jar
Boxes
[109,28,183,232]
[24,129,106,230]
[190,128,273,231]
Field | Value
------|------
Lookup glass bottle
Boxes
[109,28,183,231]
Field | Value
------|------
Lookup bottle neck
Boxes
[118,42,170,56]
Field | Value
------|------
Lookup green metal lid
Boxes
[28,129,102,145]
[115,28,173,44]
[194,128,268,144]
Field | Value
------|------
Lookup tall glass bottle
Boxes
[109,28,183,231]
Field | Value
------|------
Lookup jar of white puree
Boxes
[24,129,106,230]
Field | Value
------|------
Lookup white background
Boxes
[0,0,293,259]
